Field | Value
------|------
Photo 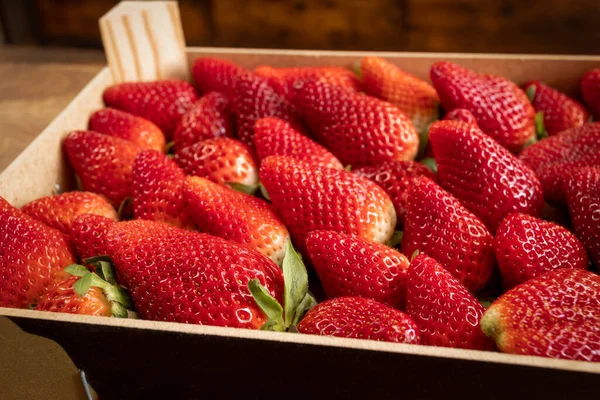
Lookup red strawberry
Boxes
[292,78,419,166]
[429,120,544,233]
[103,79,198,139]
[354,160,436,227]
[482,269,600,361]
[253,117,343,169]
[523,81,589,136]
[21,192,117,234]
[401,177,494,292]
[0,197,75,308]
[306,230,409,309]
[519,123,600,204]
[430,61,535,152]
[232,71,303,148]
[297,297,420,344]
[106,219,283,328]
[581,68,600,120]
[192,57,247,96]
[64,130,143,207]
[565,167,600,266]
[174,138,258,187]
[405,254,494,350]
[89,108,166,151]
[132,150,192,229]
[69,214,115,262]
[361,56,439,133]
[444,108,478,126]
[172,92,234,152]
[183,176,289,265]
[495,213,589,290]
[259,156,396,254]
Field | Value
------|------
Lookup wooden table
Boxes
[0,47,106,172]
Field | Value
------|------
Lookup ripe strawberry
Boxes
[0,197,75,308]
[401,177,494,292]
[89,108,166,151]
[405,254,494,350]
[523,81,589,136]
[259,156,396,255]
[519,123,600,204]
[443,108,478,126]
[105,219,284,328]
[103,79,198,139]
[64,130,143,207]
[292,78,419,166]
[132,150,192,229]
[430,61,535,152]
[183,176,289,265]
[21,191,117,234]
[174,138,258,187]
[482,269,600,361]
[495,213,589,290]
[297,297,420,344]
[305,230,409,309]
[192,57,247,96]
[361,56,439,133]
[253,117,343,170]
[354,160,436,227]
[172,92,234,152]
[565,167,600,266]
[69,214,115,262]
[580,68,600,120]
[232,71,303,148]
[429,120,544,233]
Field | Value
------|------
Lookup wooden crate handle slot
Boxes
[99,1,189,83]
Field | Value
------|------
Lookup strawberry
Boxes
[192,57,247,96]
[405,254,494,350]
[495,213,589,290]
[292,78,419,166]
[103,79,198,139]
[132,150,192,229]
[232,71,303,148]
[254,65,361,100]
[174,138,258,187]
[519,123,600,204]
[172,92,234,152]
[105,219,284,328]
[443,108,478,126]
[183,176,289,265]
[89,108,166,152]
[354,160,436,227]
[253,117,343,170]
[69,214,115,262]
[523,81,589,136]
[0,197,75,308]
[565,167,600,266]
[360,56,439,133]
[481,269,600,361]
[21,191,117,234]
[401,177,494,292]
[259,156,396,255]
[34,262,133,318]
[305,230,409,309]
[297,297,421,344]
[430,61,535,152]
[580,68,600,120]
[429,120,544,233]
[64,130,143,208]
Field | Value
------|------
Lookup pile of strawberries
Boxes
[1,56,599,363]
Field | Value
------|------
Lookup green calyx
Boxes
[386,230,403,248]
[226,182,259,195]
[259,182,271,201]
[165,141,176,154]
[534,111,547,139]
[117,197,134,220]
[64,256,135,319]
[525,85,536,103]
[248,240,316,331]
[420,157,437,174]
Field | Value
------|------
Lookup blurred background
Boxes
[1,0,600,55]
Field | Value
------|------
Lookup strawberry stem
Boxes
[226,182,259,195]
